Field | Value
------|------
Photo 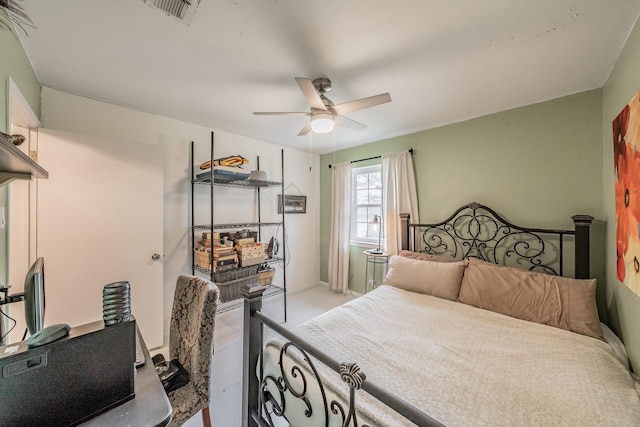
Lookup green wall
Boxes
[602,17,640,372]
[320,89,605,300]
[0,27,41,287]
[0,30,41,131]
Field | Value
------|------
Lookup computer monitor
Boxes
[23,257,45,336]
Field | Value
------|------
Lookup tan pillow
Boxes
[398,250,458,263]
[383,255,466,301]
[458,258,603,340]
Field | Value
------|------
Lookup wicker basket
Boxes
[213,267,256,283]
[257,268,275,286]
[213,263,238,273]
[239,255,266,267]
[217,274,258,302]
[194,250,211,269]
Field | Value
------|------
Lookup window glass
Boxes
[351,165,383,244]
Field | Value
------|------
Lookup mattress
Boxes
[262,285,640,426]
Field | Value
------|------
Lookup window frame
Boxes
[350,164,383,247]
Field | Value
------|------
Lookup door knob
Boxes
[152,254,161,261]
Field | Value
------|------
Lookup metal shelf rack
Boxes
[190,132,287,318]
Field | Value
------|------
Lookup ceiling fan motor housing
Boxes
[312,78,332,94]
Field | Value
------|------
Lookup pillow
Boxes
[398,250,458,263]
[458,257,603,340]
[383,255,466,301]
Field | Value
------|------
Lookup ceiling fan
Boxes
[253,77,392,136]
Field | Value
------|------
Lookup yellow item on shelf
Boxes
[200,155,249,170]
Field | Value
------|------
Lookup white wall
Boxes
[39,87,320,346]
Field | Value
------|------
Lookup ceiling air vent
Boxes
[145,0,201,25]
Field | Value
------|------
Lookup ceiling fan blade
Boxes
[332,93,391,116]
[335,115,367,131]
[298,121,311,136]
[295,77,326,111]
[253,112,310,116]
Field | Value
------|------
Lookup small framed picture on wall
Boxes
[278,194,307,214]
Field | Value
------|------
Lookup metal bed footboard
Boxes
[241,285,444,427]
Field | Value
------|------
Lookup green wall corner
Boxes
[320,90,604,295]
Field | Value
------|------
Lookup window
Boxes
[351,165,383,244]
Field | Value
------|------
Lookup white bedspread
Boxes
[263,285,640,426]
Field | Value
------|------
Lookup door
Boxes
[4,126,38,344]
[36,129,164,348]
[3,78,41,344]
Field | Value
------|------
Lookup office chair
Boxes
[166,275,219,427]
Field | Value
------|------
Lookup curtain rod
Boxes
[328,148,414,168]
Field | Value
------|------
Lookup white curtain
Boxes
[382,151,419,255]
[328,162,352,293]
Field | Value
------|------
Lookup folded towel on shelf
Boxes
[214,165,248,172]
[196,168,250,180]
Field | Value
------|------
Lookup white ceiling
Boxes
[16,0,640,154]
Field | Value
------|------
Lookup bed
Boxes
[241,202,640,426]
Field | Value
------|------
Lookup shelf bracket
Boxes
[0,172,34,187]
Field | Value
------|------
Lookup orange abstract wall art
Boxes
[614,89,640,296]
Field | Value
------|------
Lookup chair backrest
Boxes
[169,275,220,396]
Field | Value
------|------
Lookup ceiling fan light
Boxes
[311,113,334,133]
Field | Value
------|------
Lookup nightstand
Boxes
[364,250,390,293]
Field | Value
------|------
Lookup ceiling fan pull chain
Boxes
[309,131,313,171]
[332,126,336,168]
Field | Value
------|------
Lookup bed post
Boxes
[572,215,594,279]
[400,213,410,251]
[241,285,265,427]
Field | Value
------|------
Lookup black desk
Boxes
[0,320,171,426]
[83,325,172,427]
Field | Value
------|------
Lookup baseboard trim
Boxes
[317,281,362,297]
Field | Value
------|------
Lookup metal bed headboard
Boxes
[400,202,593,279]
[242,203,595,427]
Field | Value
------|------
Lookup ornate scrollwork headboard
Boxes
[400,202,593,279]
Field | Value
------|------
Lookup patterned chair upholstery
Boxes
[167,275,219,427]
